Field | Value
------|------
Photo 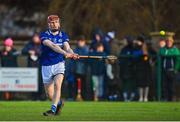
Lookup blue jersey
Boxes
[40,29,69,66]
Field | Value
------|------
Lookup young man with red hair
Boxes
[40,15,79,116]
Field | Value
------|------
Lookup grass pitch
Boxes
[0,101,180,121]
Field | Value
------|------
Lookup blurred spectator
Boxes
[73,36,89,100]
[146,40,157,100]
[0,38,19,100]
[159,37,180,101]
[159,39,166,48]
[106,59,119,101]
[21,33,44,100]
[22,33,41,67]
[90,29,110,55]
[90,43,106,101]
[1,38,19,67]
[132,36,151,102]
[105,31,115,43]
[105,31,120,56]
[146,41,157,64]
[119,36,136,101]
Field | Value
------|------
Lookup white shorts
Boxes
[41,62,65,84]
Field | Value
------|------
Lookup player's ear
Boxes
[48,23,50,28]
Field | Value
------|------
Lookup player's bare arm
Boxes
[42,39,73,58]
[63,41,74,53]
[64,41,79,59]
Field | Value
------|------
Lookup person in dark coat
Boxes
[90,42,106,101]
[22,33,41,67]
[132,36,151,102]
[90,28,110,55]
[22,33,44,100]
[119,36,136,101]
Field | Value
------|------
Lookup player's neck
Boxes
[49,29,59,35]
[52,31,59,35]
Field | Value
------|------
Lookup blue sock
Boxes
[58,100,62,106]
[51,104,57,113]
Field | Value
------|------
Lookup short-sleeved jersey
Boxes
[40,29,69,66]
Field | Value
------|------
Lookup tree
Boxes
[47,0,180,39]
